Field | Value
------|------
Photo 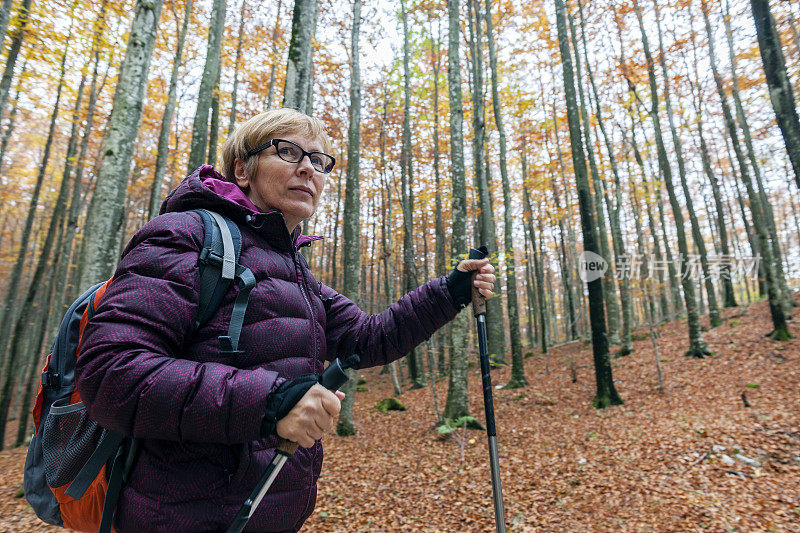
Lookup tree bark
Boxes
[574,1,631,354]
[337,0,361,437]
[228,0,246,134]
[283,0,317,112]
[266,0,283,108]
[722,0,791,314]
[399,0,424,389]
[485,0,523,384]
[750,0,800,190]
[0,0,32,126]
[555,0,621,408]
[78,0,164,289]
[0,57,26,175]
[187,0,226,172]
[149,0,192,220]
[632,0,711,357]
[702,0,790,339]
[652,0,721,329]
[0,26,74,448]
[444,0,471,421]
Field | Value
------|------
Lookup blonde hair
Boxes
[221,108,333,182]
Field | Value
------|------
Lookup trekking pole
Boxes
[469,246,506,533]
[226,355,360,533]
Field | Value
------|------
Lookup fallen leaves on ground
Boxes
[1,298,798,531]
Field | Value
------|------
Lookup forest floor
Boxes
[1,297,799,532]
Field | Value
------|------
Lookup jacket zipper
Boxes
[293,251,318,367]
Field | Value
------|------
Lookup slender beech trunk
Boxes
[444,0,471,421]
[653,0,721,328]
[0,0,32,126]
[523,184,547,356]
[466,0,504,363]
[283,0,317,112]
[0,26,74,448]
[750,0,800,189]
[329,163,342,286]
[0,57,26,175]
[702,0,790,339]
[569,7,620,346]
[228,0,246,134]
[266,0,283,108]
[187,0,226,171]
[54,3,107,316]
[149,0,192,219]
[522,215,537,348]
[79,0,164,289]
[485,0,523,384]
[632,0,711,357]
[0,0,14,50]
[575,1,631,354]
[431,21,447,377]
[337,0,361,436]
[555,0,621,407]
[400,0,424,389]
[207,57,222,166]
[696,102,737,308]
[722,0,791,314]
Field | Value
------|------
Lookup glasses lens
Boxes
[310,153,335,173]
[275,141,303,162]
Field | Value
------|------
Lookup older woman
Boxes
[76,108,495,532]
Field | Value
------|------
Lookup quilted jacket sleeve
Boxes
[75,212,280,444]
[321,276,460,368]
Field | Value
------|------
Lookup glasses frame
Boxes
[245,138,336,174]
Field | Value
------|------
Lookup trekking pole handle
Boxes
[468,246,489,316]
[276,355,360,454]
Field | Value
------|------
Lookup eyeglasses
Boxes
[246,138,336,174]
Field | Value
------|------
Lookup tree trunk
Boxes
[207,56,222,167]
[702,0,790,339]
[78,0,164,290]
[149,0,192,220]
[568,7,620,346]
[430,20,448,377]
[0,0,32,126]
[574,1,632,354]
[0,0,15,51]
[266,0,283,108]
[466,0,504,364]
[399,0,424,389]
[722,0,791,314]
[0,57,26,175]
[555,0,621,408]
[652,0,721,329]
[523,184,547,357]
[187,0,226,172]
[337,0,361,437]
[485,0,523,384]
[444,0,471,421]
[632,0,711,358]
[228,0,246,134]
[0,26,74,448]
[283,0,317,112]
[750,0,800,190]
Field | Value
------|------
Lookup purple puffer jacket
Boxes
[75,165,459,532]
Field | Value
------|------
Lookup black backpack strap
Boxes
[194,209,241,327]
[97,440,129,533]
[64,429,125,500]
[192,209,255,356]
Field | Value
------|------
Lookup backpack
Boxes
[23,209,256,532]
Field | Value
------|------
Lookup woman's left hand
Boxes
[455,258,496,299]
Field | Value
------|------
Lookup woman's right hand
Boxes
[276,384,345,448]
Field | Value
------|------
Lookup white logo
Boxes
[579,251,608,283]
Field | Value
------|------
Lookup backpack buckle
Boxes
[42,371,61,389]
[198,247,224,267]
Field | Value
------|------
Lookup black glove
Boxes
[260,374,318,437]
[446,267,473,309]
